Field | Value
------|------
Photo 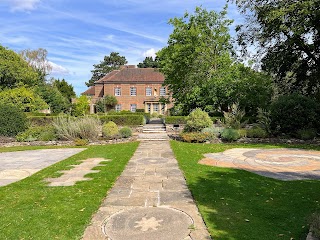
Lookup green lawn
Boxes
[171,141,320,240]
[0,142,139,240]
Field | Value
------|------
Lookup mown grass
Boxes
[0,142,139,239]
[170,141,320,240]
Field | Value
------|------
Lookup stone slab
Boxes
[0,148,85,187]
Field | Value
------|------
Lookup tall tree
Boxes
[86,52,127,87]
[137,56,160,68]
[0,45,39,89]
[230,0,320,97]
[19,48,52,82]
[157,6,234,114]
[52,78,76,102]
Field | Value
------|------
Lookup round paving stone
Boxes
[103,207,193,240]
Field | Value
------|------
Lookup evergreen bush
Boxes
[270,94,320,136]
[119,127,132,138]
[16,126,56,142]
[99,115,144,126]
[221,128,240,142]
[102,121,119,139]
[184,108,213,132]
[246,127,268,138]
[0,104,28,137]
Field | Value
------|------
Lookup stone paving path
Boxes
[0,148,86,187]
[200,148,320,181]
[82,141,211,240]
[46,158,110,186]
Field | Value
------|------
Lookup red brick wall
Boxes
[103,83,172,111]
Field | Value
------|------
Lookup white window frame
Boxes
[115,87,121,96]
[153,103,159,112]
[130,104,137,112]
[130,87,137,96]
[147,103,151,113]
[115,104,121,112]
[146,87,152,96]
[160,87,166,96]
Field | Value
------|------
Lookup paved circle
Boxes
[200,148,320,180]
[103,207,193,240]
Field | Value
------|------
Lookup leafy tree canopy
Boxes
[52,78,76,102]
[86,52,127,87]
[137,56,160,68]
[0,87,48,112]
[0,45,39,89]
[36,83,70,114]
[95,95,118,113]
[19,48,52,82]
[230,0,320,97]
[71,95,89,116]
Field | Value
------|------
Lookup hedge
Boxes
[99,115,144,126]
[164,116,187,124]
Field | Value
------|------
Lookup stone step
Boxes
[143,130,167,133]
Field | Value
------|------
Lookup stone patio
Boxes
[200,148,320,180]
[0,148,86,187]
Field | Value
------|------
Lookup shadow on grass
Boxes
[171,141,320,240]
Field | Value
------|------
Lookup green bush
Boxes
[296,129,317,140]
[119,127,132,138]
[184,108,213,132]
[221,128,240,142]
[74,138,89,146]
[180,132,214,143]
[0,104,28,137]
[53,116,101,141]
[165,116,187,124]
[270,94,320,136]
[102,121,119,139]
[246,127,268,138]
[16,126,56,142]
[201,127,222,138]
[238,129,247,138]
[99,115,144,126]
[223,103,246,129]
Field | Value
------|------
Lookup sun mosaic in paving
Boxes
[199,148,320,180]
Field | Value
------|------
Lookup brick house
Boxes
[82,65,173,114]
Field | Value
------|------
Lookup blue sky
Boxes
[0,0,243,95]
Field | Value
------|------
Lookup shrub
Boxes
[102,121,119,139]
[296,128,317,140]
[164,116,187,124]
[221,128,240,142]
[223,103,246,129]
[184,108,213,132]
[246,127,268,138]
[16,126,56,142]
[180,132,213,143]
[28,116,55,126]
[201,127,221,138]
[119,127,132,138]
[270,94,320,136]
[99,115,144,126]
[238,129,247,138]
[257,108,272,135]
[0,104,28,137]
[53,116,101,141]
[74,138,89,146]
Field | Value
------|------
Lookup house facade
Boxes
[82,65,173,114]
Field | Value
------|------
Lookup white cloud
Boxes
[9,0,41,12]
[49,61,70,75]
[142,48,157,59]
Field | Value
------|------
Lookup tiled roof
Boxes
[98,67,164,83]
[82,86,95,95]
